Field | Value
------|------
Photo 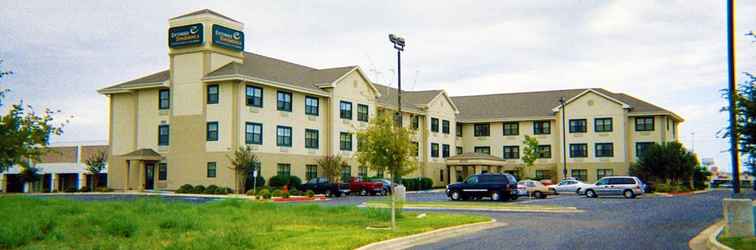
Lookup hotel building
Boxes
[98,10,682,191]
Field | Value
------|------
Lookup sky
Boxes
[1,1,754,171]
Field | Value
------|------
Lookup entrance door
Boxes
[145,164,155,190]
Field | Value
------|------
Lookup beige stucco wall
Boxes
[329,70,379,172]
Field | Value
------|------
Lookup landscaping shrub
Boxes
[282,191,290,199]
[305,190,315,198]
[64,187,77,193]
[79,186,90,192]
[176,184,193,194]
[246,189,256,196]
[271,189,282,198]
[205,185,219,194]
[655,183,691,193]
[400,177,433,191]
[289,187,300,196]
[288,176,302,190]
[193,185,206,194]
[245,175,266,191]
[95,187,114,192]
[268,175,302,190]
[258,189,271,199]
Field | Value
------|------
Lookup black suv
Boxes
[446,173,518,201]
[300,177,350,197]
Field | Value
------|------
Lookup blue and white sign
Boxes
[212,24,244,51]
[168,23,204,48]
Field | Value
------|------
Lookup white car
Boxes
[582,176,645,199]
[549,179,593,194]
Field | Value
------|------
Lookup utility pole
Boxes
[388,33,405,230]
[559,97,568,180]
[726,0,741,194]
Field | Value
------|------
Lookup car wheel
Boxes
[586,190,597,198]
[450,191,461,201]
[360,189,368,196]
[575,188,582,195]
[533,191,543,199]
[623,190,635,199]
[511,195,519,201]
[492,192,501,201]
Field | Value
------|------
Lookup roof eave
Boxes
[203,74,331,97]
[97,81,169,95]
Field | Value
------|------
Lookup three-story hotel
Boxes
[98,10,683,191]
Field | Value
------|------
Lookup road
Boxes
[410,190,755,250]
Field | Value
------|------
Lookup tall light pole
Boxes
[388,33,405,231]
[726,0,740,194]
[559,97,568,180]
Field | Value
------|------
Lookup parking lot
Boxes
[322,189,756,250]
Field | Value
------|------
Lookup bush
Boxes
[176,184,193,194]
[246,189,256,196]
[400,177,433,191]
[192,185,206,194]
[268,175,303,190]
[95,187,114,192]
[205,185,219,194]
[282,191,290,198]
[305,190,314,198]
[655,183,691,193]
[245,175,266,191]
[214,187,229,195]
[271,189,282,198]
[64,187,77,193]
[289,187,300,196]
[258,189,271,199]
[79,186,90,193]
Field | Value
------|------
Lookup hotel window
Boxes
[158,125,170,146]
[442,144,450,158]
[636,142,654,157]
[537,145,551,159]
[246,85,263,107]
[440,170,445,182]
[207,162,217,178]
[276,126,292,147]
[571,169,588,182]
[503,146,519,159]
[306,165,318,181]
[474,123,490,137]
[411,115,420,129]
[595,143,614,157]
[569,143,588,158]
[569,119,587,133]
[456,123,463,137]
[340,101,352,119]
[305,129,319,149]
[206,122,219,141]
[594,118,613,132]
[597,169,614,179]
[442,120,450,134]
[431,118,439,132]
[207,84,219,104]
[341,165,351,182]
[245,123,263,145]
[376,169,385,178]
[635,116,654,131]
[340,132,352,151]
[358,166,368,178]
[535,170,551,180]
[474,146,491,155]
[456,146,463,155]
[277,91,292,112]
[431,143,439,158]
[305,96,319,116]
[413,141,419,156]
[533,121,550,135]
[158,163,167,181]
[503,122,519,136]
[158,89,170,110]
[277,163,291,177]
[357,104,369,122]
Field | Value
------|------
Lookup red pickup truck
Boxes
[349,177,386,196]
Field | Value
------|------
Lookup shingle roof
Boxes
[170,9,241,23]
[447,152,505,161]
[373,83,443,112]
[100,52,356,94]
[451,88,677,122]
[121,148,162,160]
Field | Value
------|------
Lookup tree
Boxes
[721,73,756,176]
[227,145,259,194]
[84,150,107,191]
[317,154,347,183]
[521,135,539,169]
[630,142,699,188]
[355,112,417,184]
[0,60,66,173]
[18,162,41,192]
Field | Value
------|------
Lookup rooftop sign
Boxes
[212,24,244,51]
[168,23,204,48]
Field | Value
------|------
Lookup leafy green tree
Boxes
[521,135,539,169]
[0,60,66,173]
[18,163,41,191]
[721,73,756,176]
[355,112,417,184]
[84,150,107,191]
[227,145,259,194]
[630,142,699,188]
[317,154,347,183]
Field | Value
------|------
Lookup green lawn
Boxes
[365,200,579,213]
[0,196,489,250]
[720,236,756,250]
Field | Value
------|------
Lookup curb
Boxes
[359,203,581,214]
[654,189,711,197]
[689,221,733,250]
[355,219,504,250]
[406,189,445,194]
[708,224,734,250]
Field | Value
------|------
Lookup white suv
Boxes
[583,176,644,199]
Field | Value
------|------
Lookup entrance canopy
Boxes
[120,148,162,161]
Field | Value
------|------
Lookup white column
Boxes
[51,174,59,192]
[23,182,29,193]
[77,173,85,190]
[0,174,5,192]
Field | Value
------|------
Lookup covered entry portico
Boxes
[444,152,521,185]
[119,148,163,191]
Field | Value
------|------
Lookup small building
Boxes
[1,142,108,193]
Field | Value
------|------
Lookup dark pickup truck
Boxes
[301,177,350,197]
[446,173,518,201]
